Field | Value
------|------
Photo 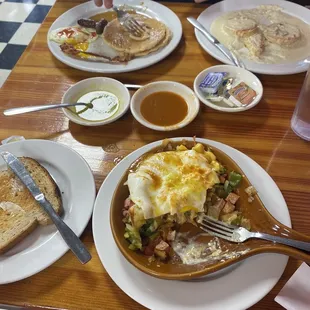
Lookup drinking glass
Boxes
[291,68,310,141]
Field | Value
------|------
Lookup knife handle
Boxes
[39,195,92,264]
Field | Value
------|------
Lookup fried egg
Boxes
[49,26,98,45]
[127,148,220,219]
[72,38,126,60]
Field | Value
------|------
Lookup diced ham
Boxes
[219,175,226,184]
[124,197,135,210]
[207,199,226,220]
[154,240,170,260]
[143,237,162,256]
[226,193,240,205]
[222,201,235,214]
[144,245,155,256]
[167,230,176,242]
[155,240,170,251]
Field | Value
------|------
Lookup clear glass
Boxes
[291,68,310,141]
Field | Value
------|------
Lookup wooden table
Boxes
[0,1,309,309]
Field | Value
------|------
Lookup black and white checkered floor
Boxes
[0,0,55,87]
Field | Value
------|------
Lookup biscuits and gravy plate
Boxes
[195,0,310,75]
[47,0,182,73]
[0,140,95,284]
[93,137,291,310]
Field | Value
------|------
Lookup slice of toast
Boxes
[0,157,62,226]
[0,202,38,254]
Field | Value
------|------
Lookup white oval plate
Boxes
[93,137,290,310]
[47,0,182,73]
[195,0,310,75]
[0,140,96,284]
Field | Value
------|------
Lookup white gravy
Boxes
[210,5,310,64]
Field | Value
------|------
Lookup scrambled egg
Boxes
[127,144,221,219]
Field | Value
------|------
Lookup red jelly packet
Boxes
[228,82,257,106]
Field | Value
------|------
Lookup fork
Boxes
[113,6,146,37]
[198,215,310,252]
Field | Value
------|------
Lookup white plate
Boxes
[93,137,291,310]
[47,0,182,73]
[195,0,310,75]
[0,140,96,284]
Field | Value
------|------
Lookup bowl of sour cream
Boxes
[62,77,131,126]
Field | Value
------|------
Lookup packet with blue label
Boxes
[199,72,228,95]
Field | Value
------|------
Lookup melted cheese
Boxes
[127,149,220,219]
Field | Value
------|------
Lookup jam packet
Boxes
[199,72,228,94]
[228,82,257,106]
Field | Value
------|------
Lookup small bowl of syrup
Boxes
[130,81,200,131]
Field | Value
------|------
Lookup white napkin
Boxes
[275,263,310,310]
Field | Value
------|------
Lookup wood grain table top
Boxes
[0,1,309,309]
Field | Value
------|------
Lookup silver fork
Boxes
[113,6,146,37]
[198,215,310,252]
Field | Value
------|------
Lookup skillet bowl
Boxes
[110,139,310,280]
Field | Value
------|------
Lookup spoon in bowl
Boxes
[3,102,93,116]
[3,84,142,116]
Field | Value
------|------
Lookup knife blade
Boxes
[187,17,245,69]
[0,151,92,264]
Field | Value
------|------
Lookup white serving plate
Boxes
[195,0,310,75]
[47,0,182,73]
[93,137,290,310]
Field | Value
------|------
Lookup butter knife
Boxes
[0,151,92,264]
[187,17,245,69]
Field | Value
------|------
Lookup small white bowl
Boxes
[62,77,130,126]
[130,81,200,131]
[194,65,263,113]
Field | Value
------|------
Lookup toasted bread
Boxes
[0,157,62,226]
[0,202,38,254]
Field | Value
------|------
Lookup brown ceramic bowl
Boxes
[110,140,310,280]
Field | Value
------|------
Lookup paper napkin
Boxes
[275,263,310,310]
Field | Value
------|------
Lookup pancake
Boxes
[103,14,169,56]
[135,28,172,57]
